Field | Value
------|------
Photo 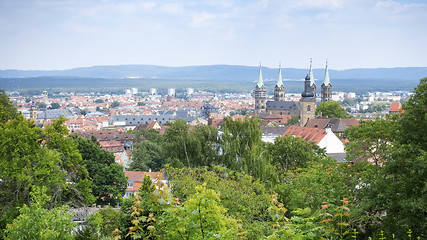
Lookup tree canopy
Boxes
[315,101,349,118]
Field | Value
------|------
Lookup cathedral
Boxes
[254,60,332,126]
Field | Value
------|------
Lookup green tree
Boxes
[285,114,300,126]
[163,183,240,240]
[345,119,396,166]
[396,77,427,149]
[166,165,278,239]
[86,207,120,237]
[111,101,120,108]
[73,136,127,206]
[135,128,164,144]
[36,102,47,109]
[4,195,75,240]
[0,89,20,124]
[48,102,60,109]
[130,140,166,171]
[163,119,219,168]
[0,116,94,230]
[94,99,104,103]
[315,101,349,118]
[269,135,323,174]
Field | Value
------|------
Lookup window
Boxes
[307,105,311,112]
[128,181,134,187]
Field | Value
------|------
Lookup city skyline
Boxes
[1,0,426,70]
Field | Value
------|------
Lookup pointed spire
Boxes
[323,59,330,85]
[257,63,264,88]
[309,58,315,86]
[276,64,284,87]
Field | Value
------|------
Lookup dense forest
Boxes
[0,78,426,239]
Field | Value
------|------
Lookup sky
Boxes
[0,0,426,70]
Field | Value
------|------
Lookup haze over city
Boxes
[1,0,426,70]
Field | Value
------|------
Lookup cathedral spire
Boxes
[323,59,330,86]
[257,63,264,88]
[309,58,315,86]
[276,64,284,87]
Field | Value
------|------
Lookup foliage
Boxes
[111,101,120,108]
[230,108,249,116]
[163,184,240,240]
[285,114,300,126]
[163,119,219,168]
[0,89,20,124]
[49,102,61,109]
[396,77,427,150]
[125,175,173,239]
[0,116,94,230]
[345,119,396,166]
[95,99,104,103]
[275,158,356,213]
[86,207,121,237]
[343,78,427,238]
[315,101,349,118]
[269,135,322,173]
[4,187,75,240]
[36,101,47,109]
[359,103,388,113]
[130,140,165,172]
[73,136,127,206]
[134,128,163,144]
[166,165,280,239]
[219,116,276,182]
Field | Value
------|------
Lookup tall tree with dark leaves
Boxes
[73,136,127,206]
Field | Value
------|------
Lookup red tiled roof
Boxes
[389,102,401,112]
[124,171,160,182]
[281,126,326,144]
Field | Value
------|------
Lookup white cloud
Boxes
[189,11,216,28]
[294,0,346,9]
[375,0,426,14]
[160,3,184,15]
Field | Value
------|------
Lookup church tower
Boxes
[254,64,267,114]
[321,60,332,102]
[274,65,285,101]
[300,73,316,126]
[309,59,316,97]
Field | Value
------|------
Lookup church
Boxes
[254,60,332,126]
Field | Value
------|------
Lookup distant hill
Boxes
[0,65,425,94]
[1,64,427,80]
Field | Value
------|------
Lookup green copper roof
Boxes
[257,66,264,88]
[324,60,330,85]
[309,58,315,86]
[276,65,284,87]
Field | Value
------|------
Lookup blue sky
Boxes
[0,0,426,70]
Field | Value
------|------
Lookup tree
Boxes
[4,188,75,240]
[396,77,427,150]
[0,116,94,230]
[73,136,127,206]
[94,99,104,103]
[269,135,323,174]
[163,119,219,168]
[285,114,300,126]
[345,119,396,166]
[111,101,120,108]
[166,165,277,239]
[163,184,240,240]
[36,102,47,109]
[315,101,349,118]
[130,140,166,171]
[0,89,20,124]
[48,102,60,109]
